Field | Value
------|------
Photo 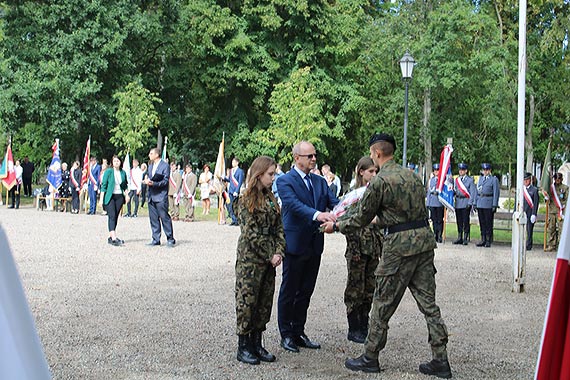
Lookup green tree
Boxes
[111,81,162,158]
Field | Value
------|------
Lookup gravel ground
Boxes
[1,206,553,380]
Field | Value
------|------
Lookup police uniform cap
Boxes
[369,133,396,150]
[432,163,440,170]
[524,172,532,180]
[481,163,492,170]
[458,163,468,170]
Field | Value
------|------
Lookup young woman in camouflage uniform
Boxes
[344,157,382,344]
[234,156,285,365]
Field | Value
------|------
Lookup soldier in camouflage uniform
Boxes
[545,173,568,252]
[343,157,382,344]
[322,133,451,379]
[234,156,285,365]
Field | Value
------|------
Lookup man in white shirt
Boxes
[125,159,143,217]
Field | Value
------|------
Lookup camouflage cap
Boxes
[369,133,396,150]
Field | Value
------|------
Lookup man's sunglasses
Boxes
[298,154,317,159]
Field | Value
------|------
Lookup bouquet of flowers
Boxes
[333,186,368,220]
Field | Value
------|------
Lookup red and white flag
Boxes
[535,205,570,379]
[1,143,17,190]
[80,137,90,187]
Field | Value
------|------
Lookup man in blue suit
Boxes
[276,141,339,353]
[143,148,175,247]
[224,157,244,226]
[87,156,101,215]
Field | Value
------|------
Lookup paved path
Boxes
[1,206,553,379]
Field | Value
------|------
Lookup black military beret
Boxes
[524,172,532,180]
[369,133,396,150]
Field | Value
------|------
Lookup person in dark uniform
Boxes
[475,163,500,248]
[70,161,82,214]
[21,156,35,197]
[522,172,539,251]
[427,164,444,243]
[453,163,476,245]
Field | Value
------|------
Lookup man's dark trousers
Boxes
[278,253,321,338]
[148,198,174,243]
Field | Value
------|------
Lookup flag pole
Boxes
[511,0,527,293]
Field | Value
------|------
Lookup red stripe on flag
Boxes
[536,258,570,379]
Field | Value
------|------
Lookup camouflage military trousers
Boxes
[235,260,276,335]
[547,213,563,248]
[344,254,379,315]
[364,251,448,361]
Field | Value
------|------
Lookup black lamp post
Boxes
[399,52,415,167]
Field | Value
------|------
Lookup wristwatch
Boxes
[333,222,339,232]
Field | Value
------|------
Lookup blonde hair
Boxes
[355,156,376,188]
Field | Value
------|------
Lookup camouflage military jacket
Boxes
[236,193,286,264]
[338,159,437,258]
[548,183,569,215]
[345,222,383,260]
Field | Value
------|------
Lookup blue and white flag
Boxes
[437,144,455,211]
[46,139,62,191]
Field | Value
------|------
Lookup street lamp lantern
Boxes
[399,51,415,79]
[399,51,415,168]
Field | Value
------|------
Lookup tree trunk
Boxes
[422,88,432,186]
[525,94,535,173]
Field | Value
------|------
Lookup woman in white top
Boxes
[199,164,213,215]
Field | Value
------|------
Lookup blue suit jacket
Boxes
[147,160,170,202]
[277,170,339,256]
[227,167,244,195]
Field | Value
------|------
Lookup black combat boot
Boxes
[345,354,380,373]
[476,234,486,247]
[237,335,260,365]
[419,358,452,378]
[485,236,491,248]
[251,330,275,362]
[347,311,366,344]
[452,232,463,245]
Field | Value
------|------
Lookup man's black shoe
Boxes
[452,239,463,245]
[345,354,380,373]
[419,359,452,378]
[280,337,299,353]
[295,334,320,349]
[146,241,160,246]
[167,240,176,248]
[347,330,366,344]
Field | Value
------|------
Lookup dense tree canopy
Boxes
[0,0,568,183]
